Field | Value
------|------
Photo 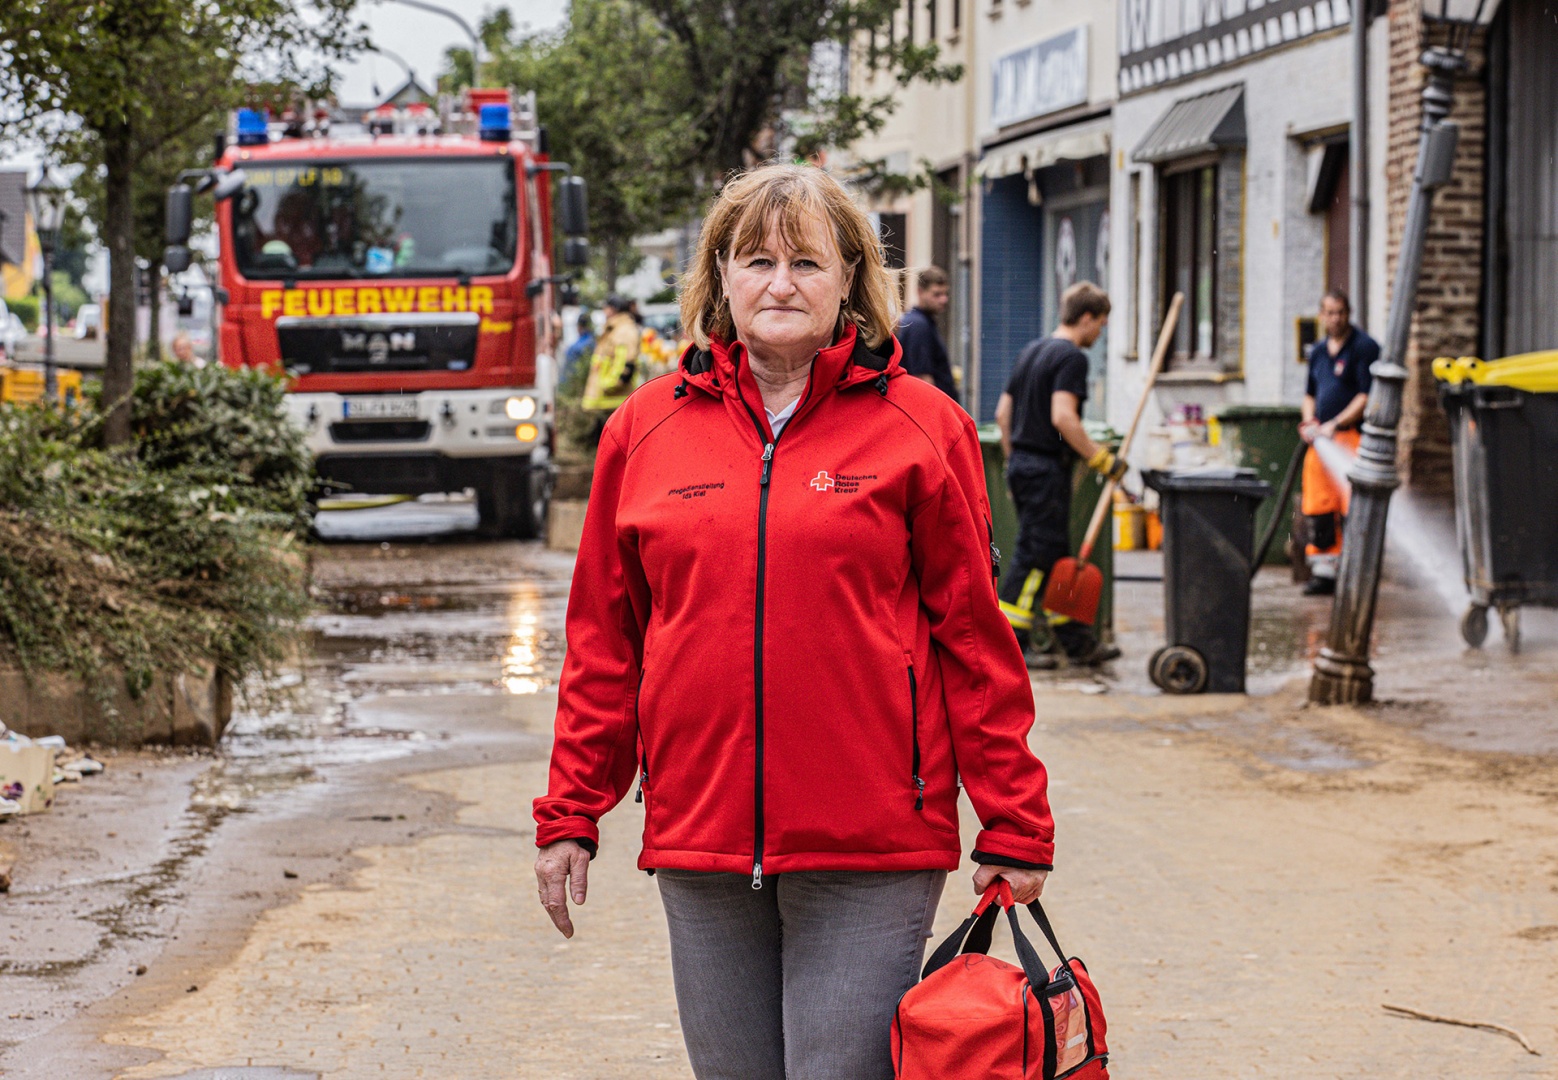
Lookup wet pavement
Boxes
[1,501,1555,1077]
[0,504,575,1075]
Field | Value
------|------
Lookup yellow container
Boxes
[0,366,83,406]
[1114,504,1146,551]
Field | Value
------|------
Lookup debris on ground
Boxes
[0,721,109,819]
[1382,1002,1541,1055]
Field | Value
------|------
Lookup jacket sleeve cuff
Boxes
[535,816,601,855]
[971,849,1052,871]
[972,829,1054,870]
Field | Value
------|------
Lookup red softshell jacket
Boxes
[534,325,1055,882]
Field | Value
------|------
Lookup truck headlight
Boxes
[505,395,536,420]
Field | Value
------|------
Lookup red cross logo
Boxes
[809,470,835,492]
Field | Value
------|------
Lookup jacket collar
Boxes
[676,324,903,404]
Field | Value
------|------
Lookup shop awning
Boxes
[977,117,1111,180]
[1132,84,1245,165]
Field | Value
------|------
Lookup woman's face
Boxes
[721,215,854,358]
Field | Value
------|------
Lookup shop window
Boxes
[1159,162,1217,366]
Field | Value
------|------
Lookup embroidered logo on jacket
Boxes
[668,482,725,499]
[810,470,876,494]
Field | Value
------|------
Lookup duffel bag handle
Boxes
[1025,899,1072,970]
[921,882,1052,994]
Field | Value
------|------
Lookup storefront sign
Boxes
[991,26,1089,129]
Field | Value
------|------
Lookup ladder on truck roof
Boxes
[437,88,540,148]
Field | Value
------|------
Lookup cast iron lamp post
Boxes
[1309,6,1482,704]
[27,171,68,403]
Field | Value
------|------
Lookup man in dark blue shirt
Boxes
[561,311,596,386]
[897,266,959,404]
[1298,289,1379,595]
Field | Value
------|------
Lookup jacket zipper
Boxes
[908,666,925,810]
[987,517,1001,587]
[736,367,814,891]
[633,668,647,803]
[752,439,774,889]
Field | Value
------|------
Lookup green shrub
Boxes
[128,360,314,526]
[0,362,311,702]
[5,295,40,333]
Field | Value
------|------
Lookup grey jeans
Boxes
[656,869,947,1080]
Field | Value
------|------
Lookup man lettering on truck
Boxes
[1298,289,1378,596]
[994,281,1122,670]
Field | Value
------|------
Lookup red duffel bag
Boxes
[892,881,1109,1080]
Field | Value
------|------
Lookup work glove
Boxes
[1088,447,1128,482]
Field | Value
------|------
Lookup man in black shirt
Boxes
[995,282,1123,667]
[898,266,959,403]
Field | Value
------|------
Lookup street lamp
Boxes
[376,0,484,85]
[1309,0,1483,704]
[27,171,68,403]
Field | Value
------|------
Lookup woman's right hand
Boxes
[535,839,591,938]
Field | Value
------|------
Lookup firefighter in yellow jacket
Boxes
[582,296,643,422]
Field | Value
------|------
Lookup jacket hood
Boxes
[674,324,904,408]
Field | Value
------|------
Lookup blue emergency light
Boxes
[479,103,511,142]
[236,108,269,146]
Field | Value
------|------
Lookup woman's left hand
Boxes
[972,863,1049,904]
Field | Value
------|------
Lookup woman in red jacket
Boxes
[534,164,1055,1079]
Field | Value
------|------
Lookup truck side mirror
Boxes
[559,176,588,237]
[164,245,193,273]
[166,183,194,245]
[563,237,590,268]
[212,168,248,201]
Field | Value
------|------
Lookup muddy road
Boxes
[2,515,1556,1078]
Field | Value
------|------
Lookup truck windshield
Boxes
[231,158,518,280]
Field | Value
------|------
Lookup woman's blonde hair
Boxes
[679,164,900,350]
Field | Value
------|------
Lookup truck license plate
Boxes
[343,397,419,420]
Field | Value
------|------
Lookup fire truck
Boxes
[165,89,588,538]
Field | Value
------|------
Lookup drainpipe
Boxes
[1310,46,1464,705]
[1350,0,1369,327]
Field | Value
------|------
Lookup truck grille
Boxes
[329,420,432,442]
[277,313,481,374]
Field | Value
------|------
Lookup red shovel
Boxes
[1042,292,1184,626]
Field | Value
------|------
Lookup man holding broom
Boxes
[995,282,1123,669]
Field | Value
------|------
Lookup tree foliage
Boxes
[0,362,312,708]
[447,0,701,277]
[638,0,961,173]
[0,0,365,444]
[445,0,959,271]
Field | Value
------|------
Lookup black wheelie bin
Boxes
[1435,352,1558,652]
[1143,468,1272,693]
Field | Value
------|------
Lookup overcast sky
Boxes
[334,0,569,105]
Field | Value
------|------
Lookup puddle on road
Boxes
[189,550,571,818]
